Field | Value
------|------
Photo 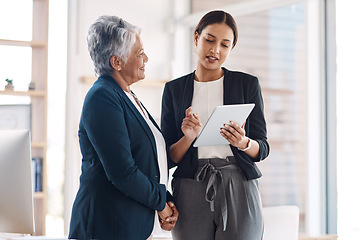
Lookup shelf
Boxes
[0,39,47,48]
[31,141,45,148]
[0,90,46,97]
[267,139,300,148]
[298,234,338,240]
[33,192,46,199]
[262,87,294,95]
[0,0,50,235]
[80,75,168,88]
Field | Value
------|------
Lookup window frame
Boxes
[174,0,334,234]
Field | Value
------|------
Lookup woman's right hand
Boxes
[181,107,202,141]
[169,107,202,163]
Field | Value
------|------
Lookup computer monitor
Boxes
[0,130,34,236]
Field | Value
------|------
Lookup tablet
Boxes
[193,103,255,147]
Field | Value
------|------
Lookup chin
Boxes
[201,61,220,70]
[205,64,221,71]
[138,72,146,79]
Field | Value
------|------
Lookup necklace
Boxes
[131,92,146,116]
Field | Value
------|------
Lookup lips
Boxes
[206,55,218,63]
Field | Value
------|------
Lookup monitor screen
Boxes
[0,130,34,235]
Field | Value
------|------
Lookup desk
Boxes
[298,234,338,240]
[156,234,340,240]
[0,234,172,240]
[1,234,338,240]
[0,235,66,240]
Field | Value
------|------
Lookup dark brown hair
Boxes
[194,10,238,48]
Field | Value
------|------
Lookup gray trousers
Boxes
[171,157,263,240]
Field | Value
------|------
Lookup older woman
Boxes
[69,15,177,240]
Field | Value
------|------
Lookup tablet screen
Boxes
[193,103,255,147]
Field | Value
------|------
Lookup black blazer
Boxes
[161,68,269,180]
[69,75,168,240]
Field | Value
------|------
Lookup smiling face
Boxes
[194,22,234,72]
[119,34,148,85]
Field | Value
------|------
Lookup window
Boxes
[0,1,33,92]
[184,0,326,233]
[0,1,33,41]
[0,0,67,235]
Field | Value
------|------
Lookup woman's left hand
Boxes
[220,121,249,149]
[158,201,178,231]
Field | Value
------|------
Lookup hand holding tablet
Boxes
[193,104,255,147]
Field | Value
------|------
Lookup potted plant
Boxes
[5,78,14,91]
[28,81,36,90]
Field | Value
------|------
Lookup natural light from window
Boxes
[1,0,67,236]
[336,1,360,239]
[1,1,359,238]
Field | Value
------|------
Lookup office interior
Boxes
[0,0,359,239]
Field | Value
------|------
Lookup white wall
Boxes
[336,1,360,239]
[75,0,174,80]
[63,1,360,238]
[64,0,175,234]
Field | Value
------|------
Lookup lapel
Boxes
[101,76,158,158]
[181,69,234,108]
[124,91,158,158]
[183,68,232,107]
[223,67,231,105]
[145,107,161,133]
[180,71,196,117]
[181,71,198,156]
[130,90,161,134]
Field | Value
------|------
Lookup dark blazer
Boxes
[69,75,167,240]
[161,67,270,180]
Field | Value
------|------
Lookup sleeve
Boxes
[82,88,166,211]
[244,77,270,162]
[161,83,179,169]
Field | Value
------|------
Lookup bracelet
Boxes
[238,138,252,151]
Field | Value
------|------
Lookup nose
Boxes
[144,53,149,63]
[210,45,220,54]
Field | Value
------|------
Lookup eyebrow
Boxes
[206,33,232,42]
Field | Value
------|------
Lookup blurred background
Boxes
[0,0,359,239]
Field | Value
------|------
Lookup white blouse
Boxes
[124,91,168,234]
[191,77,233,159]
[124,91,168,186]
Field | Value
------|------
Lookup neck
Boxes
[195,66,224,82]
[112,71,131,93]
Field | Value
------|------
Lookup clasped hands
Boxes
[157,201,178,231]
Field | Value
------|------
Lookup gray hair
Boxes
[87,15,141,76]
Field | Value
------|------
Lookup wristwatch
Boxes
[238,138,252,151]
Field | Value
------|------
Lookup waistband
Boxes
[195,156,239,231]
[198,156,237,167]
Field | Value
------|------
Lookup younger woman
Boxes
[161,10,269,240]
